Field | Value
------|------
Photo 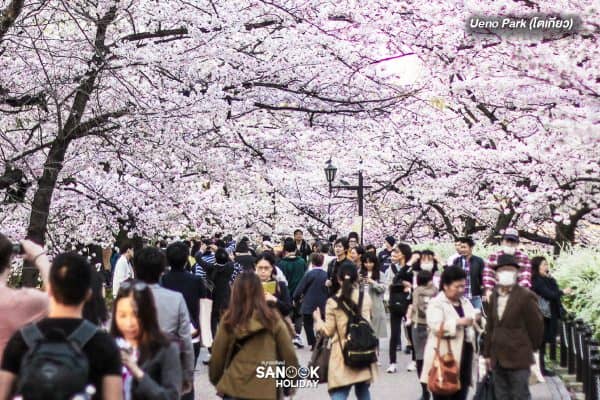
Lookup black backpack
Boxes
[388,264,409,315]
[335,286,378,369]
[17,320,98,400]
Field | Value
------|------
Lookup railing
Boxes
[554,313,600,399]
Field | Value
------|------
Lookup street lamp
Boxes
[323,159,371,245]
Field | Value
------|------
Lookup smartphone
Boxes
[262,281,277,295]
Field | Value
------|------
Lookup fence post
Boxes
[582,326,593,398]
[590,354,600,400]
[560,316,569,368]
[575,318,585,382]
[567,315,576,374]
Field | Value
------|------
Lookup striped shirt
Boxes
[483,249,532,289]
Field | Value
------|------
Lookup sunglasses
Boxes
[119,280,148,292]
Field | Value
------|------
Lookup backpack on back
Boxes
[17,320,97,400]
[335,286,378,369]
[388,264,409,314]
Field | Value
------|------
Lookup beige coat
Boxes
[316,286,378,390]
[419,292,476,385]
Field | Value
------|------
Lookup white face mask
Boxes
[497,270,517,286]
[421,262,434,272]
[502,245,516,255]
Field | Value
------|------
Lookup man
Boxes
[0,252,122,400]
[112,240,134,297]
[325,237,349,297]
[278,237,308,348]
[377,235,395,274]
[0,236,50,364]
[483,254,544,400]
[348,231,359,249]
[134,247,195,396]
[452,237,486,310]
[445,238,462,267]
[293,229,311,261]
[483,228,532,300]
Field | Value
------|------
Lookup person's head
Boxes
[337,260,360,314]
[235,240,250,254]
[166,241,189,271]
[418,249,438,272]
[384,236,396,251]
[283,237,296,255]
[220,271,279,333]
[441,266,467,301]
[293,229,303,242]
[133,247,166,284]
[255,252,276,282]
[500,228,520,255]
[348,245,365,264]
[319,242,331,255]
[456,237,475,257]
[531,256,549,277]
[392,243,412,265]
[333,237,349,258]
[494,254,520,287]
[110,280,167,363]
[365,244,376,254]
[0,234,13,276]
[361,252,380,281]
[119,240,134,260]
[417,270,433,287]
[83,270,108,325]
[311,253,324,268]
[453,239,461,253]
[348,232,359,248]
[49,252,93,307]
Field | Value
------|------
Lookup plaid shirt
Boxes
[483,249,532,289]
[460,256,472,300]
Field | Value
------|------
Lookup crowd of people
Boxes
[0,227,572,400]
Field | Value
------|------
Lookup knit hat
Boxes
[385,236,396,247]
[493,254,520,270]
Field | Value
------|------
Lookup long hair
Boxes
[336,261,360,315]
[360,252,380,282]
[110,280,169,364]
[531,256,546,278]
[220,271,279,333]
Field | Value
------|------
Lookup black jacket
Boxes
[295,240,312,261]
[532,274,564,342]
[452,255,485,297]
[203,262,234,311]
[327,257,353,297]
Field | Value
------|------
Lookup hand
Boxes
[563,287,573,295]
[20,239,46,263]
[409,253,421,265]
[325,279,332,288]
[312,309,322,322]
[264,292,277,303]
[182,380,192,394]
[120,350,144,379]
[209,244,218,252]
[484,358,492,371]
[457,317,473,327]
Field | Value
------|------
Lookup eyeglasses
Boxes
[119,280,148,292]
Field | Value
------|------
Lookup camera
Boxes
[12,243,23,255]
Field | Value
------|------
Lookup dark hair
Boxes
[334,237,349,251]
[255,252,276,267]
[50,252,93,305]
[262,235,271,242]
[215,247,230,264]
[417,270,433,287]
[348,231,359,241]
[393,243,412,264]
[133,247,166,284]
[336,261,360,315]
[365,244,377,253]
[417,249,439,272]
[360,252,380,281]
[0,234,12,274]
[166,241,189,270]
[531,256,547,278]
[220,272,279,333]
[320,242,331,254]
[440,266,467,289]
[311,253,324,267]
[457,236,475,248]
[83,270,108,325]
[283,237,296,253]
[110,280,169,364]
[119,240,133,255]
[293,229,303,235]
[235,240,250,253]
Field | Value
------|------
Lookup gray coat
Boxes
[365,278,387,338]
[132,343,182,400]
[149,284,194,382]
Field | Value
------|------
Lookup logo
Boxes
[256,361,320,388]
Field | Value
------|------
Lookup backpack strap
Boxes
[20,324,45,349]
[68,320,98,349]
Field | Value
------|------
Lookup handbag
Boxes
[538,297,552,318]
[199,298,214,347]
[309,333,331,383]
[427,321,461,395]
[473,372,496,400]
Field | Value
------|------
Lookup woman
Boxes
[359,253,387,349]
[254,252,293,317]
[531,256,571,376]
[234,240,257,271]
[421,266,477,400]
[313,262,377,400]
[407,270,438,400]
[348,245,365,270]
[293,253,328,350]
[83,268,109,328]
[111,280,182,400]
[209,272,299,400]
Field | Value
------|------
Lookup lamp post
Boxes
[324,159,371,245]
